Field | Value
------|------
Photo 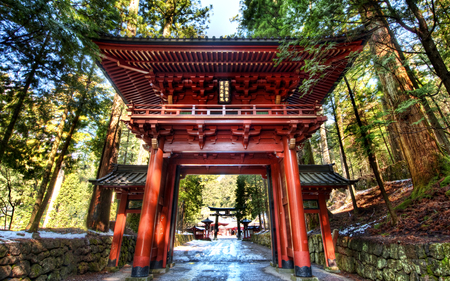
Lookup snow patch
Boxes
[339,221,375,237]
[0,230,87,242]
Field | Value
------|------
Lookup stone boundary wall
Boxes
[251,232,450,281]
[250,231,271,248]
[173,234,194,247]
[0,235,136,281]
[335,236,450,281]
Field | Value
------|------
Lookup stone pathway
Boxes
[71,237,364,280]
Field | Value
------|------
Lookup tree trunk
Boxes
[319,123,331,164]
[404,0,450,98]
[345,76,398,225]
[331,94,359,214]
[298,139,315,164]
[27,107,83,232]
[26,103,71,230]
[381,98,404,162]
[0,36,49,164]
[86,93,123,232]
[366,11,441,190]
[263,178,269,230]
[43,168,64,228]
[372,2,450,154]
[127,0,140,36]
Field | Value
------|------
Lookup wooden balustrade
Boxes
[127,104,322,117]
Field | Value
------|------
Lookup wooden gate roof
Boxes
[94,33,368,105]
[90,164,356,189]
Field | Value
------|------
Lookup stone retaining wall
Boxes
[173,234,194,247]
[250,231,271,248]
[335,236,450,281]
[0,235,136,281]
[252,232,450,281]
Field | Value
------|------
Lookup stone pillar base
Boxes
[290,275,319,281]
[105,266,120,273]
[277,268,294,274]
[149,268,168,274]
[270,262,277,267]
[324,266,340,273]
[125,275,153,281]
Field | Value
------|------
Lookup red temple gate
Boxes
[91,34,366,280]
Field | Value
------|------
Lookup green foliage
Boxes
[127,0,211,37]
[441,176,450,188]
[178,175,204,227]
[46,173,92,229]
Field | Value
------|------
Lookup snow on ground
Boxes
[339,216,386,237]
[0,230,87,242]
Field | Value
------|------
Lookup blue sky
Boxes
[201,0,240,36]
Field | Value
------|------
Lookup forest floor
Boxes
[322,177,450,244]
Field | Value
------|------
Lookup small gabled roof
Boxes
[299,164,357,187]
[89,164,147,187]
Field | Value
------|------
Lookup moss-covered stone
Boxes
[309,252,315,264]
[395,271,408,281]
[387,259,403,272]
[39,257,55,274]
[430,244,445,260]
[0,244,8,259]
[0,265,12,280]
[35,275,47,281]
[383,267,396,281]
[77,262,89,274]
[41,239,61,250]
[47,269,61,281]
[18,242,31,256]
[63,252,74,266]
[50,247,64,257]
[11,260,30,278]
[377,258,387,269]
[60,265,70,280]
[37,250,50,261]
[364,264,377,280]
[29,264,43,279]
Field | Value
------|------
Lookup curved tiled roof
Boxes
[90,164,356,188]
[89,164,147,187]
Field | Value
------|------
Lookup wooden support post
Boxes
[108,192,128,267]
[269,164,283,268]
[168,166,181,265]
[214,213,219,240]
[318,193,338,269]
[272,162,293,269]
[162,163,176,268]
[131,139,164,278]
[267,165,279,267]
[151,161,169,270]
[283,136,312,277]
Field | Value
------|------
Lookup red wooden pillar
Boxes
[318,192,338,269]
[271,163,288,268]
[162,163,176,268]
[283,136,312,277]
[108,192,128,267]
[131,139,164,278]
[272,163,294,269]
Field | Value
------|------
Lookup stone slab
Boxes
[290,275,319,281]
[276,267,294,273]
[149,267,168,274]
[125,275,153,281]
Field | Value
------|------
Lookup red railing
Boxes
[127,103,322,117]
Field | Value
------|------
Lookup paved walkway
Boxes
[70,237,361,281]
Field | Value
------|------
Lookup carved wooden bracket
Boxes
[187,124,217,149]
[231,124,262,149]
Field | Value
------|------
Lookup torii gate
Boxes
[92,34,366,280]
